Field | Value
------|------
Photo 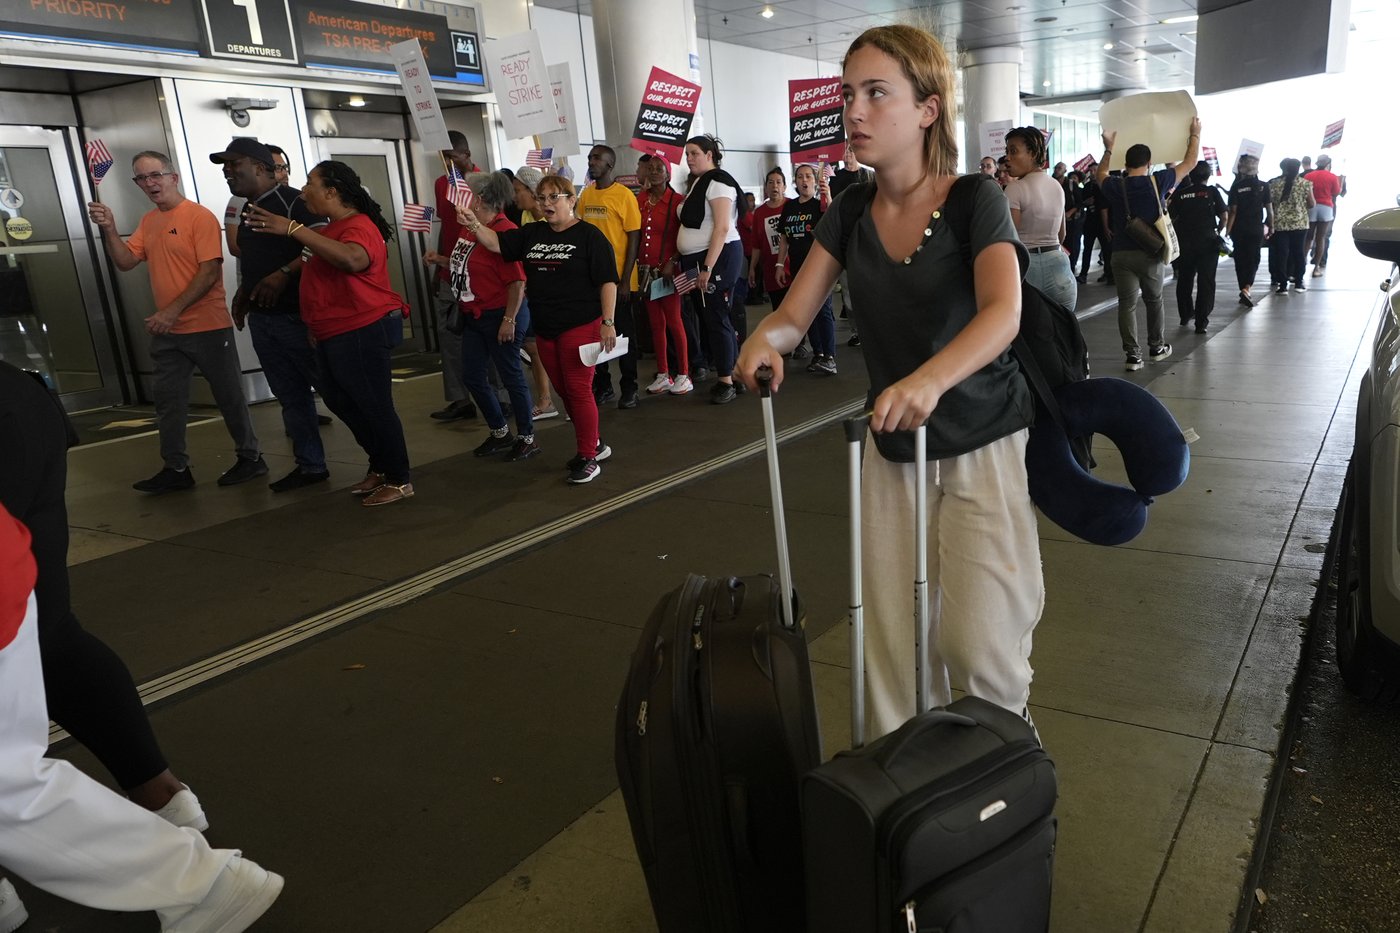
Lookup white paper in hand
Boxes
[579,337,629,367]
[1098,90,1198,172]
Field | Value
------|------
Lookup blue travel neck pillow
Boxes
[1026,377,1189,546]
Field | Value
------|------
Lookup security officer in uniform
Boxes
[1226,155,1273,308]
[1167,162,1228,333]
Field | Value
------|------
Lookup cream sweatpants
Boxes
[0,594,230,924]
[861,429,1045,739]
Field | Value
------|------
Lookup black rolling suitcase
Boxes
[802,417,1059,933]
[615,378,821,933]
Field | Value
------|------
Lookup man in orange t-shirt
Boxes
[87,150,265,494]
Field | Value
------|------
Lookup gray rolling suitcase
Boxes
[801,417,1059,932]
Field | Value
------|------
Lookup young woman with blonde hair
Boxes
[735,25,1044,739]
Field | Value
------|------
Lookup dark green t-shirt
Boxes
[814,176,1033,462]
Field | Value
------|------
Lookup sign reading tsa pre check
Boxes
[629,67,701,164]
[390,39,452,152]
[788,78,844,164]
[485,30,557,140]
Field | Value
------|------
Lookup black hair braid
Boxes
[315,160,394,242]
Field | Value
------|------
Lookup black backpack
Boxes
[837,174,1093,469]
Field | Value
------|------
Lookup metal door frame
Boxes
[0,124,127,409]
[312,137,432,352]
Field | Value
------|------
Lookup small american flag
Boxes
[822,162,836,179]
[525,147,553,170]
[446,165,474,211]
[672,268,699,295]
[86,139,114,185]
[401,203,435,233]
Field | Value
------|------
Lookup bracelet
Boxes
[286,221,303,236]
[601,318,615,326]
[503,318,516,326]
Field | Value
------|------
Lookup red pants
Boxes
[536,319,602,459]
[644,292,687,377]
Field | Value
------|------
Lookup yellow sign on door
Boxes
[4,217,33,241]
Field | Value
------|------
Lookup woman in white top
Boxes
[1003,126,1078,312]
[677,134,746,404]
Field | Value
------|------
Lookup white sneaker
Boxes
[646,373,673,394]
[0,879,28,933]
[156,785,209,833]
[159,855,283,933]
[669,374,694,395]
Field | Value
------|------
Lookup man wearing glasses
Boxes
[86,150,265,493]
[212,137,331,492]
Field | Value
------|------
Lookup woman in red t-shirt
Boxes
[425,172,536,461]
[634,154,691,396]
[247,161,413,507]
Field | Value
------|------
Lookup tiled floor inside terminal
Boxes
[12,251,1380,931]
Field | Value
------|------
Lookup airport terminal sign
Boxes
[0,0,203,54]
[200,0,299,64]
[297,0,455,78]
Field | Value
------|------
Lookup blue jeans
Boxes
[315,313,410,484]
[806,292,836,357]
[249,312,325,473]
[680,239,744,378]
[1025,249,1078,313]
[461,305,534,437]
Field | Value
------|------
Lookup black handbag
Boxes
[1114,177,1166,257]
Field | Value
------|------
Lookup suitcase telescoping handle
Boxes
[758,369,797,632]
[846,415,931,750]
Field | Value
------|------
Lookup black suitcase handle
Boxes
[873,710,979,767]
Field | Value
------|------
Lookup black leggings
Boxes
[0,363,167,789]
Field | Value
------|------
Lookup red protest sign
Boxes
[1321,118,1344,149]
[789,78,845,164]
[1072,153,1096,174]
[629,67,701,164]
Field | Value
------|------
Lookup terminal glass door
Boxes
[0,126,120,407]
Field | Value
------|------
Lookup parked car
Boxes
[1337,206,1400,700]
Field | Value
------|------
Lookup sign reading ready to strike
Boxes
[789,78,844,164]
[629,67,701,164]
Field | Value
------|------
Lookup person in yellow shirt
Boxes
[578,145,642,408]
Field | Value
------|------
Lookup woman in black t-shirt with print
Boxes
[469,174,620,485]
[776,163,838,375]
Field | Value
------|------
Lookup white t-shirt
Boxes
[676,180,742,256]
[1004,172,1064,249]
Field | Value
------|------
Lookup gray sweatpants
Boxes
[150,328,259,471]
[1111,248,1166,356]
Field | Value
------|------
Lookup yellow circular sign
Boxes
[5,217,33,241]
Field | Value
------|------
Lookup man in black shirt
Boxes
[1167,163,1228,333]
[1226,155,1272,307]
[211,137,329,492]
[828,143,872,344]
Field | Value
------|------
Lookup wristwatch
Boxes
[699,264,711,272]
[601,318,615,326]
[278,263,294,275]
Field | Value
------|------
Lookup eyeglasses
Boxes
[541,192,572,202]
[132,172,173,184]
[273,163,289,173]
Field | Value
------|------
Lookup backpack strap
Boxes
[940,173,1074,443]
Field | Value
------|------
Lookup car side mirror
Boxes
[1353,208,1400,263]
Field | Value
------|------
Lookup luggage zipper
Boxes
[903,900,918,933]
[636,699,647,736]
[881,740,1043,869]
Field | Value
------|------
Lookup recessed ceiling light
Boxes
[1034,16,1056,23]
[1103,41,1115,50]
[1161,14,1198,24]
[1042,79,1051,87]
[760,5,774,17]
[347,96,366,108]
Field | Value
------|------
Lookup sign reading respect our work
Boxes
[629,66,701,164]
[788,78,844,164]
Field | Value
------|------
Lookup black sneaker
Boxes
[790,344,811,360]
[132,467,195,494]
[617,391,639,410]
[506,437,540,461]
[268,468,330,493]
[565,441,612,472]
[813,355,838,375]
[594,386,617,405]
[1292,281,1307,292]
[805,356,822,373]
[1239,291,1254,308]
[567,458,601,484]
[693,366,711,383]
[474,432,516,457]
[711,382,737,405]
[1148,344,1172,362]
[1124,355,1144,372]
[217,456,269,487]
[847,334,861,347]
[1194,325,1208,334]
[430,400,476,421]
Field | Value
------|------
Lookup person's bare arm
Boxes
[1171,116,1203,185]
[87,203,140,271]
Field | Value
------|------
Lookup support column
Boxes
[590,0,696,174]
[959,46,1021,174]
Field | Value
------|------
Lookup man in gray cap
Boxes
[211,137,330,492]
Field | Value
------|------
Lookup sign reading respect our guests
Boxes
[788,78,844,165]
[629,66,701,164]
